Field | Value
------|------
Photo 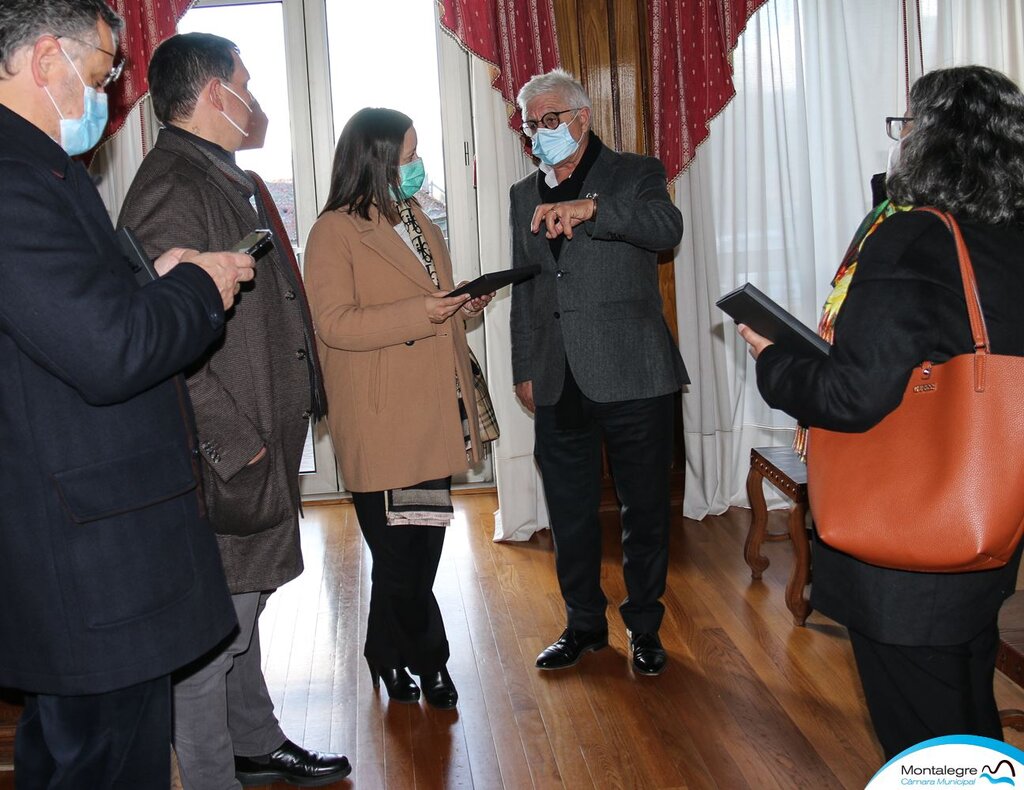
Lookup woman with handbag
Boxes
[739,66,1024,759]
[304,108,494,709]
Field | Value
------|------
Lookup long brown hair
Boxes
[321,107,412,225]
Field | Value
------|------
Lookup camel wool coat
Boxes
[304,203,482,493]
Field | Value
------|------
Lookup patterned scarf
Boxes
[793,199,909,459]
[397,203,500,446]
[396,200,474,450]
[384,200,459,528]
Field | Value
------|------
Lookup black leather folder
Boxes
[716,282,830,358]
[447,265,541,299]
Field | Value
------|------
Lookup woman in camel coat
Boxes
[304,107,491,710]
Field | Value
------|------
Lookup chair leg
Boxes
[744,467,770,579]
[785,503,812,626]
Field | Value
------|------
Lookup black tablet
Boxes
[716,282,830,358]
[447,265,541,299]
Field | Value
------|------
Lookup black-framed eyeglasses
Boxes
[521,108,580,137]
[58,36,125,89]
[885,116,913,141]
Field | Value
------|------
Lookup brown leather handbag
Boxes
[807,208,1024,572]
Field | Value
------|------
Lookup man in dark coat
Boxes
[510,69,688,677]
[118,32,348,789]
[0,2,256,786]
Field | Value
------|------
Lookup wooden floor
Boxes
[238,493,1024,789]
[5,492,1024,789]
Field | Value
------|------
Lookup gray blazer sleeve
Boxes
[585,156,682,251]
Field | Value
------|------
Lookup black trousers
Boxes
[14,676,171,790]
[849,620,1004,760]
[534,370,676,634]
[351,490,450,675]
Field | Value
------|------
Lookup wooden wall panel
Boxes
[611,0,645,153]
[553,0,647,155]
[581,3,617,147]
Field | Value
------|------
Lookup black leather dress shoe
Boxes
[418,666,458,709]
[629,631,667,676]
[535,627,608,670]
[235,739,351,787]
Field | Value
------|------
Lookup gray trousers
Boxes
[173,591,286,790]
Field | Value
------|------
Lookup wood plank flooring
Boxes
[5,492,1024,788]
[237,493,1024,789]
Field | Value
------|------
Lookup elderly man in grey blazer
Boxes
[510,69,688,677]
[119,33,349,789]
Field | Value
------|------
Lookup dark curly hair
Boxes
[887,66,1024,224]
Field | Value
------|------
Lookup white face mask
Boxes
[219,81,252,138]
[885,140,902,179]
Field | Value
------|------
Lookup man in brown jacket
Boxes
[118,33,348,789]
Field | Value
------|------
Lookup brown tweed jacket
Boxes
[118,128,310,593]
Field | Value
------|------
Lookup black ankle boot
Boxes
[367,659,420,703]
[418,666,458,709]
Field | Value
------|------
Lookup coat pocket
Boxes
[596,298,657,320]
[368,348,388,415]
[53,441,197,523]
[53,444,202,628]
[205,447,291,537]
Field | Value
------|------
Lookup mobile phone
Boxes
[233,229,274,260]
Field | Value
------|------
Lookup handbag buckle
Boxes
[912,362,937,393]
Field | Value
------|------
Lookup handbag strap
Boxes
[915,207,990,389]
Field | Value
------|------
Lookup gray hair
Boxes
[0,0,122,78]
[517,69,591,115]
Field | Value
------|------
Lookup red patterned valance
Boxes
[437,0,561,132]
[104,0,193,141]
[649,0,766,182]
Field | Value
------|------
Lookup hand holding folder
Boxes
[716,283,830,358]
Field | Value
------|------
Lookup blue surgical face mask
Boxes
[44,47,108,156]
[396,158,426,200]
[530,115,581,166]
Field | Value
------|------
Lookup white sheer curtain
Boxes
[676,0,1024,520]
[90,100,157,220]
[469,59,551,541]
[676,0,907,518]
[928,0,1024,76]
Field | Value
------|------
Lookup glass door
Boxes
[180,0,491,494]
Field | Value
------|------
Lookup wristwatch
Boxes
[585,191,599,220]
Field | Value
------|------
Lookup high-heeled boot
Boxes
[367,660,420,703]
[418,666,458,709]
